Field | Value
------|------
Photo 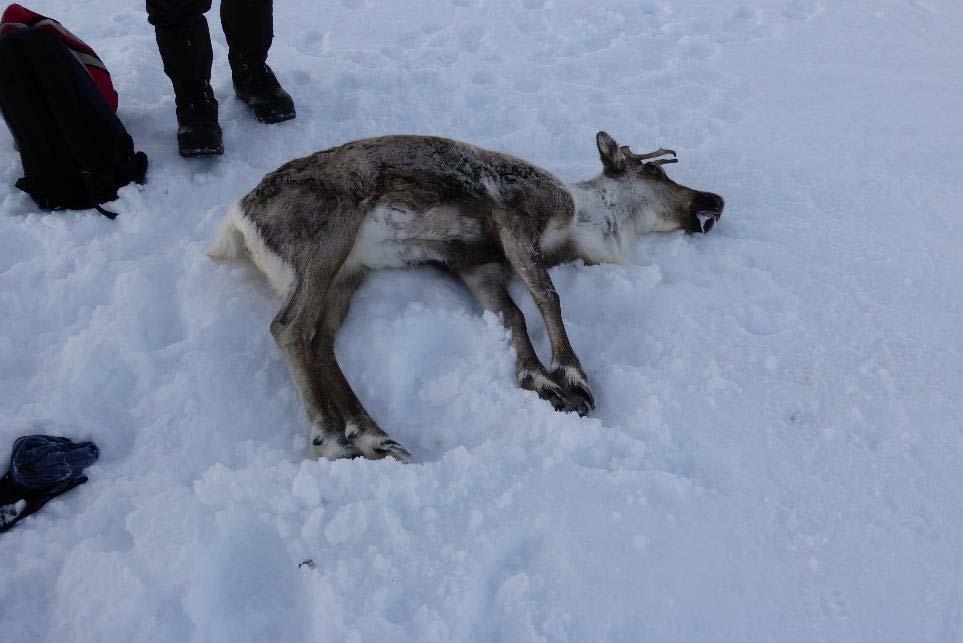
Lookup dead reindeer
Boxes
[207,132,724,462]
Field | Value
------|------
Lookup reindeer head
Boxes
[595,131,724,234]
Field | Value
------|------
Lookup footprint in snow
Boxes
[783,0,822,20]
[819,586,852,621]
[715,6,772,43]
[677,35,719,61]
[905,0,936,12]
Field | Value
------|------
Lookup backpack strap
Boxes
[79,171,119,219]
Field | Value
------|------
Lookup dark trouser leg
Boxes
[220,0,295,124]
[146,0,223,156]
[221,0,272,64]
[146,0,212,28]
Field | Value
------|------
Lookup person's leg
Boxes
[146,0,223,156]
[220,0,295,124]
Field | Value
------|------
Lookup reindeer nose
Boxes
[689,192,724,234]
[693,191,725,215]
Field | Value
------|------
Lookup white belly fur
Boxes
[343,203,485,271]
[219,201,487,296]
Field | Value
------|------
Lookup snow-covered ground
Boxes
[2,0,962,640]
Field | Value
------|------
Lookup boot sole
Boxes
[254,109,296,125]
[235,93,296,124]
[179,144,224,158]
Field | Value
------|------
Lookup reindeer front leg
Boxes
[460,262,586,414]
[490,209,595,416]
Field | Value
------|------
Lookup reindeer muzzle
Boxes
[690,192,724,233]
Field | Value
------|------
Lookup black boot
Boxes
[221,0,295,124]
[230,57,295,124]
[154,19,224,157]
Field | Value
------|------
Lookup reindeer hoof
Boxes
[550,366,596,417]
[521,369,567,410]
[374,439,414,463]
[521,367,595,416]
[312,435,362,460]
[351,430,414,463]
[566,383,595,417]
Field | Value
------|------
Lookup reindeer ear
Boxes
[596,131,625,173]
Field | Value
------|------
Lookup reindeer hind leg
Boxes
[271,277,359,459]
[312,270,413,462]
[264,197,367,459]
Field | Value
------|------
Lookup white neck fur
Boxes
[559,179,637,264]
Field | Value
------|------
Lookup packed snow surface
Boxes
[2,0,962,641]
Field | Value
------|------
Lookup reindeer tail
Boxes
[206,202,247,261]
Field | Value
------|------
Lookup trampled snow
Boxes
[1,0,962,641]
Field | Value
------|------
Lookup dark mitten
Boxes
[0,435,99,533]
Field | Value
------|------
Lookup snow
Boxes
[1,0,962,640]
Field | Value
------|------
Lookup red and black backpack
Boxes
[0,4,146,217]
